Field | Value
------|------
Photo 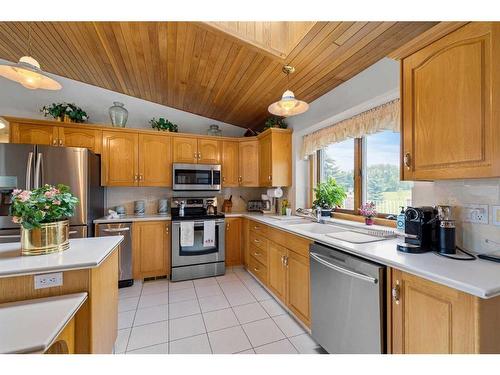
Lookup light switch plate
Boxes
[34,272,63,289]
[462,204,489,224]
[492,205,500,226]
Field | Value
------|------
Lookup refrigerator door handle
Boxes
[25,152,34,190]
[34,152,42,189]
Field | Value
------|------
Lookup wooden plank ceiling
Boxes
[0,21,438,129]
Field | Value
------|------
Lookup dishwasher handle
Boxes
[101,227,131,233]
[310,252,378,284]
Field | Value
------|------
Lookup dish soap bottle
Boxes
[397,206,406,231]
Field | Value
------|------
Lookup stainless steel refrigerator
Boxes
[0,143,104,243]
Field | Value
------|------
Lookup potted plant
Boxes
[149,117,179,132]
[312,177,347,217]
[359,202,377,225]
[10,184,79,256]
[263,116,287,130]
[41,102,88,123]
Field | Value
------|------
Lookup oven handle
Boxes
[211,169,214,188]
[310,252,378,284]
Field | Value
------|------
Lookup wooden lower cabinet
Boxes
[132,221,170,279]
[241,218,250,267]
[225,218,242,266]
[268,241,287,301]
[286,250,311,326]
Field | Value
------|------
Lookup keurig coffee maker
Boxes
[397,206,438,253]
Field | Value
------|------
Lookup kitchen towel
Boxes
[180,221,194,247]
[203,220,216,248]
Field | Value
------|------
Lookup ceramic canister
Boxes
[134,200,145,216]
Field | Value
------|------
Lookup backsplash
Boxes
[105,187,271,215]
[412,180,500,254]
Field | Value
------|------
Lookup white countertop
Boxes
[0,292,87,354]
[232,213,500,299]
[0,236,123,278]
[94,214,171,223]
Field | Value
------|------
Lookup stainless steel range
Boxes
[170,197,225,281]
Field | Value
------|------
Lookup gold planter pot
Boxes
[21,220,70,256]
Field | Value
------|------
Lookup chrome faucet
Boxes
[295,207,325,223]
[315,207,322,223]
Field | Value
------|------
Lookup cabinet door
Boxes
[391,269,476,354]
[258,135,272,187]
[101,130,138,186]
[59,127,102,153]
[198,138,221,164]
[10,123,58,146]
[239,140,259,187]
[222,141,239,187]
[172,137,198,163]
[286,250,311,326]
[132,221,168,279]
[268,241,287,302]
[138,134,172,186]
[241,218,249,267]
[402,22,500,180]
[225,218,242,266]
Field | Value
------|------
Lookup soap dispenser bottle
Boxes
[397,206,405,231]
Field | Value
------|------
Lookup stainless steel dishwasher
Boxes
[96,222,133,288]
[310,243,385,353]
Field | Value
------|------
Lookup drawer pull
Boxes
[253,239,261,243]
[253,226,260,230]
[253,252,261,256]
[253,267,259,272]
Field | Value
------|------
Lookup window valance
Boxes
[300,99,400,159]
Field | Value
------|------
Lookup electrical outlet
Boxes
[462,204,489,224]
[492,206,500,226]
[34,272,63,289]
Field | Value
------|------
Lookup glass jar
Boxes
[109,102,128,127]
[207,124,222,136]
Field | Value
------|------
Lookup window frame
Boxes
[316,135,404,219]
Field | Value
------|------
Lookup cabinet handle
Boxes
[253,226,260,230]
[226,223,230,231]
[238,176,242,183]
[253,239,260,243]
[392,280,400,305]
[58,139,63,146]
[52,139,57,145]
[198,152,201,159]
[138,174,143,181]
[268,175,272,181]
[404,152,411,170]
[166,225,169,234]
[284,255,289,267]
[222,176,226,182]
[133,174,138,181]
[281,255,284,265]
[253,252,261,256]
[253,267,259,273]
[193,153,197,159]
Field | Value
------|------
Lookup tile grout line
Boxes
[192,279,214,354]
[123,281,143,353]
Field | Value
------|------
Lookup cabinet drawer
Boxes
[249,220,268,236]
[267,227,311,258]
[249,231,268,251]
[249,243,268,266]
[249,254,268,285]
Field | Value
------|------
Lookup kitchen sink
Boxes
[287,222,345,234]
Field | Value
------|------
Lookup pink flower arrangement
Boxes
[359,202,377,218]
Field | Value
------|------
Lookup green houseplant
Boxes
[149,117,179,132]
[10,184,79,255]
[41,102,88,123]
[263,116,287,130]
[312,177,347,217]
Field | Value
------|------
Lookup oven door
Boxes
[172,163,221,191]
[172,220,225,267]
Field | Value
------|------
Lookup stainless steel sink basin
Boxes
[287,222,345,234]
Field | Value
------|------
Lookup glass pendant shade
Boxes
[268,89,309,117]
[0,56,61,90]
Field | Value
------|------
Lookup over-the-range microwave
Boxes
[172,163,221,191]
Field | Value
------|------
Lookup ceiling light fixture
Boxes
[0,23,61,90]
[268,65,309,117]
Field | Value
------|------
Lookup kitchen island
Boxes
[0,236,123,354]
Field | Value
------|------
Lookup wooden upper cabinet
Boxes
[391,269,476,354]
[59,127,102,153]
[402,22,500,180]
[10,123,58,146]
[268,241,287,301]
[258,130,292,187]
[132,221,169,279]
[259,134,272,187]
[239,140,259,187]
[101,130,138,186]
[286,250,311,326]
[198,138,221,164]
[138,134,172,187]
[225,218,242,266]
[222,141,239,187]
[172,137,198,163]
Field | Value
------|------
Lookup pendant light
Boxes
[268,65,308,117]
[0,24,61,90]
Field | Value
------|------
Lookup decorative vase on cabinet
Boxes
[109,102,128,127]
[207,124,222,136]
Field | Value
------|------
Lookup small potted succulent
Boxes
[149,117,179,132]
[313,177,347,217]
[41,103,88,123]
[359,202,378,225]
[10,184,79,255]
[263,116,287,130]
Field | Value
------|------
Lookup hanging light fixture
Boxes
[268,65,308,117]
[0,23,61,90]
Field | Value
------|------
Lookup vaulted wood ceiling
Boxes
[0,22,438,128]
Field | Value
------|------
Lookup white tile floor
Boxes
[115,267,324,354]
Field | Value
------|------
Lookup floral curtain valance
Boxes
[300,99,400,159]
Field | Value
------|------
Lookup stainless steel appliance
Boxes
[310,243,385,353]
[247,200,265,212]
[171,197,225,281]
[172,163,221,191]
[96,222,133,288]
[0,144,104,243]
